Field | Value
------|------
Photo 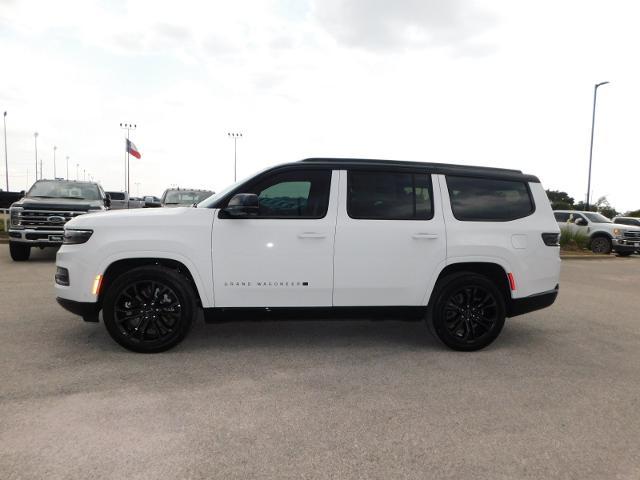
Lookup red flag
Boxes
[126,138,141,159]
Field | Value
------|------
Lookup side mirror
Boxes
[575,218,587,226]
[104,193,112,208]
[221,193,259,218]
[19,190,25,196]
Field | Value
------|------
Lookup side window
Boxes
[554,212,570,222]
[347,171,433,220]
[446,176,534,222]
[245,169,331,218]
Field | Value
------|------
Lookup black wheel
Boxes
[103,265,196,353]
[590,236,611,254]
[616,251,633,257]
[427,273,506,351]
[9,243,31,261]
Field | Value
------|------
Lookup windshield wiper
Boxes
[30,195,55,198]
[64,196,87,200]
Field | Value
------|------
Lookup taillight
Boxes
[541,233,560,246]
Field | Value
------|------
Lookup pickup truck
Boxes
[160,188,214,207]
[8,179,111,261]
[105,191,142,209]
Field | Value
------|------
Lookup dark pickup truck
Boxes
[8,179,111,261]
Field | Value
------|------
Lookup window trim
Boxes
[446,175,536,223]
[217,168,333,220]
[346,169,435,221]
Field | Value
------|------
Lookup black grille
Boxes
[623,231,640,239]
[20,210,84,230]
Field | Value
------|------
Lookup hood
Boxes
[612,222,640,231]
[65,205,198,229]
[12,196,105,211]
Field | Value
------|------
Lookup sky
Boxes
[0,0,639,211]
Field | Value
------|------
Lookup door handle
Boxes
[412,233,439,240]
[298,232,327,239]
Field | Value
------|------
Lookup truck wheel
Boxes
[590,237,611,254]
[102,265,196,353]
[9,243,31,261]
[427,273,506,351]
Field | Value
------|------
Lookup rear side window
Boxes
[446,176,534,221]
[348,171,433,220]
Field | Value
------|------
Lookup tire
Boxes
[427,272,506,351]
[616,251,633,257]
[9,243,31,261]
[102,265,196,353]
[590,236,612,255]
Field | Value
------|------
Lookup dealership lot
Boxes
[1,249,639,479]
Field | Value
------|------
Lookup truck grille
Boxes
[19,210,85,230]
[623,231,640,239]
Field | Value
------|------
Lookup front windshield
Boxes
[584,212,612,223]
[164,190,213,205]
[27,181,101,201]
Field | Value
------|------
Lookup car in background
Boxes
[8,179,110,261]
[142,196,162,208]
[105,191,141,209]
[160,188,214,207]
[554,210,640,255]
[613,216,640,228]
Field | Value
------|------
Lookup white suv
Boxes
[55,159,561,353]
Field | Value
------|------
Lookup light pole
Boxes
[76,163,79,180]
[120,123,137,194]
[83,168,86,181]
[66,156,69,180]
[586,81,609,210]
[3,111,8,191]
[34,132,39,181]
[53,145,57,179]
[39,159,43,180]
[227,132,243,182]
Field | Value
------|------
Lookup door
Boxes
[333,169,447,306]
[212,168,338,307]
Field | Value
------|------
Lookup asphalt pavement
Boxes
[1,247,639,479]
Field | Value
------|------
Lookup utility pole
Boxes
[120,123,137,193]
[39,159,43,180]
[53,145,57,179]
[66,156,69,180]
[34,132,39,181]
[3,111,8,191]
[227,132,243,182]
[76,163,79,181]
[586,81,610,210]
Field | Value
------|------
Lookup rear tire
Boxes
[590,236,612,255]
[427,272,506,351]
[102,265,196,353]
[9,243,31,261]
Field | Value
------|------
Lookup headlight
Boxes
[9,207,23,228]
[63,229,93,245]
[613,228,623,237]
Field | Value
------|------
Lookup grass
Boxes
[559,227,589,251]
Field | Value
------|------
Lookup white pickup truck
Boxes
[55,158,561,353]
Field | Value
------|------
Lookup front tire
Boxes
[102,265,196,353]
[590,236,612,255]
[427,273,506,351]
[9,243,31,261]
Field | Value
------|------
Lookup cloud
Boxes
[312,0,496,55]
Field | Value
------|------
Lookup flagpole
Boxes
[120,122,137,194]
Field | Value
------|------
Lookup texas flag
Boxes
[126,138,142,159]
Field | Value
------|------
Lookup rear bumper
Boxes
[508,285,559,317]
[56,297,100,322]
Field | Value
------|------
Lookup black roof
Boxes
[298,158,539,183]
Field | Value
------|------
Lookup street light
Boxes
[586,81,610,210]
[227,132,243,182]
[53,145,57,179]
[76,163,79,181]
[66,156,69,180]
[34,132,39,181]
[3,111,8,191]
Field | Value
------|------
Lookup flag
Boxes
[126,138,141,159]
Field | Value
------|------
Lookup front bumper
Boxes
[56,297,100,322]
[508,285,559,317]
[612,237,640,252]
[9,228,64,246]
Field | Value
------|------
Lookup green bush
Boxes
[559,227,589,251]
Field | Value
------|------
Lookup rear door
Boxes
[332,169,446,306]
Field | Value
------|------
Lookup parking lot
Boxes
[0,248,638,479]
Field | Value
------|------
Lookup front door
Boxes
[212,168,338,307]
[332,169,447,306]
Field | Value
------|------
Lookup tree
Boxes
[546,190,575,210]
[625,209,640,218]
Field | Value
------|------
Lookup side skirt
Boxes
[203,306,427,323]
